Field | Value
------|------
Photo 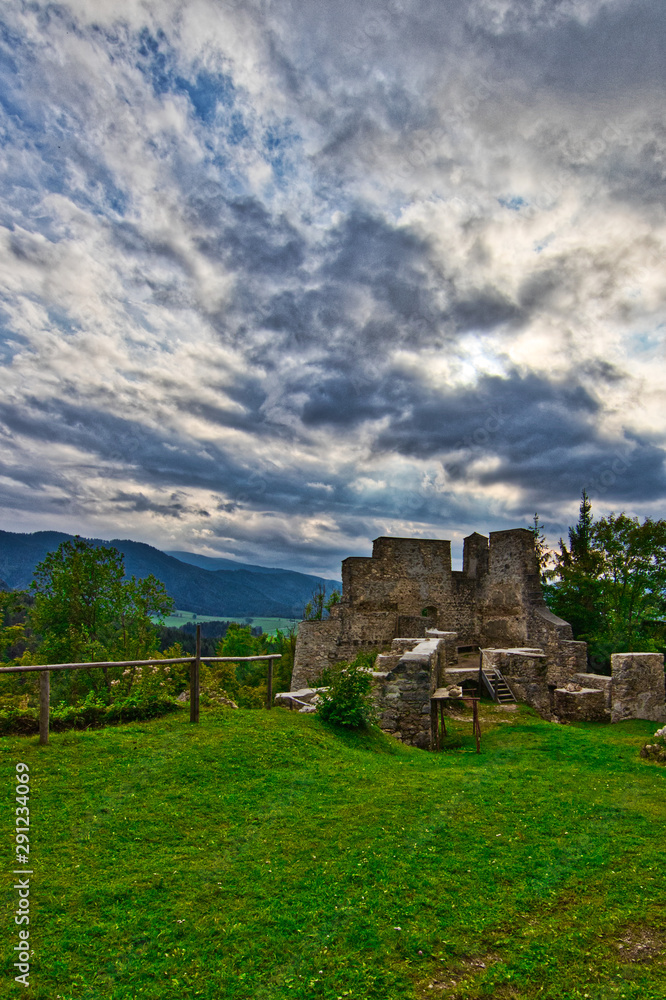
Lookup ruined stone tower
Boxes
[291,528,586,690]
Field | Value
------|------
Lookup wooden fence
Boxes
[0,625,282,745]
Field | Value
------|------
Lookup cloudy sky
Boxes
[1,0,665,576]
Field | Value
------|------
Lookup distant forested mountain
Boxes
[165,550,340,591]
[0,530,341,618]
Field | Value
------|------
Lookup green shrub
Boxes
[0,694,182,736]
[316,658,376,729]
[236,684,266,709]
[353,649,378,670]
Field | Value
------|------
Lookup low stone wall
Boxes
[529,606,587,686]
[425,629,458,685]
[611,653,666,723]
[397,614,436,637]
[372,635,444,749]
[573,672,612,710]
[554,687,607,722]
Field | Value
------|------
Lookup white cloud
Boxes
[0,0,665,575]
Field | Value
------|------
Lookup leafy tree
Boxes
[216,622,266,683]
[326,589,341,612]
[270,625,297,693]
[29,537,173,682]
[545,494,666,670]
[0,591,29,662]
[114,575,174,661]
[303,584,341,620]
[0,591,37,712]
[212,622,268,706]
[569,488,594,564]
[586,513,666,654]
[207,622,299,708]
[544,491,606,645]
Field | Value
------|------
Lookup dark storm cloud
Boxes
[112,491,211,518]
[322,209,428,285]
[290,360,666,505]
[195,197,306,277]
[2,0,666,570]
[0,389,345,516]
[0,397,237,491]
[465,0,666,98]
[298,362,411,428]
[294,358,598,451]
[451,292,522,331]
[237,206,525,366]
[492,437,666,506]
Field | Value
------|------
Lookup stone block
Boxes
[611,653,666,723]
[375,653,402,671]
[391,638,421,653]
[573,672,612,710]
[554,686,607,722]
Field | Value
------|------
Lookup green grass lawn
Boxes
[1,704,666,999]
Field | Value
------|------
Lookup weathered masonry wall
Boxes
[480,650,666,724]
[292,528,580,691]
[369,631,457,749]
[611,653,666,724]
[286,635,666,744]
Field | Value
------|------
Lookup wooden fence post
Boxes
[266,657,273,710]
[190,625,201,723]
[39,670,50,746]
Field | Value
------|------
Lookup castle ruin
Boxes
[292,529,586,690]
[288,529,666,747]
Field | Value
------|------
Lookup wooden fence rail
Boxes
[0,625,282,745]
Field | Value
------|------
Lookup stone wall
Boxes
[610,653,666,723]
[553,687,607,722]
[291,619,341,691]
[529,606,587,686]
[573,673,612,711]
[292,527,586,692]
[482,648,550,718]
[341,537,453,615]
[372,635,445,749]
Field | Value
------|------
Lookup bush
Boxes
[0,692,183,736]
[236,685,266,709]
[316,658,376,729]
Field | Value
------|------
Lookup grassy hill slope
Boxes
[1,708,666,999]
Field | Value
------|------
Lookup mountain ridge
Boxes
[0,530,341,618]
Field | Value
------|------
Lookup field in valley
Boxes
[156,610,299,633]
